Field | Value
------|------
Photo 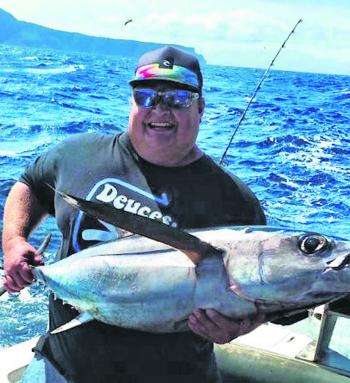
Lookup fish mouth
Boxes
[325,253,350,271]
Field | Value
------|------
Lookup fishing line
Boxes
[219,18,303,166]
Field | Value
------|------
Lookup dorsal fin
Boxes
[57,190,220,264]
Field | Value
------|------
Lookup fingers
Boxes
[17,262,35,283]
[3,242,42,292]
[188,309,217,341]
[3,274,20,293]
[188,309,266,344]
[4,274,25,293]
[22,245,43,267]
[30,251,44,266]
[238,317,256,336]
[4,262,34,292]
[235,310,265,338]
[205,309,232,328]
[188,309,236,344]
[189,309,218,332]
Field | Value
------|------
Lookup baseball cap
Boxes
[129,46,203,93]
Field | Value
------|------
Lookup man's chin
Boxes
[145,125,177,137]
[143,128,177,147]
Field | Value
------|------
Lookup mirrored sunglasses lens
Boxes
[134,89,197,109]
[134,89,157,108]
[164,90,192,108]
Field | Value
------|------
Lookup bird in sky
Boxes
[124,19,133,26]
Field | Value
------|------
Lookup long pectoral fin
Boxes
[50,312,94,335]
[57,190,219,264]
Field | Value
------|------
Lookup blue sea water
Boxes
[0,43,350,349]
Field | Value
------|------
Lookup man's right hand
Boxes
[3,239,43,293]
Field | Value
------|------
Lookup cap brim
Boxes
[129,78,199,93]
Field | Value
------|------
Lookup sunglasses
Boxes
[133,88,200,109]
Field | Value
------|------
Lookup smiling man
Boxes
[128,47,205,167]
[3,46,266,383]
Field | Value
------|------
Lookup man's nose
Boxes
[152,97,171,111]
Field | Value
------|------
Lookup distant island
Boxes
[0,8,206,63]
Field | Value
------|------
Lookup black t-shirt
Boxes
[20,132,266,383]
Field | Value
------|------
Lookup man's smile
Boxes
[146,122,176,131]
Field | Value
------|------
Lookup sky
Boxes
[0,0,349,75]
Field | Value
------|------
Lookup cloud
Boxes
[0,0,349,74]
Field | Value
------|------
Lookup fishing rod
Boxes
[219,18,303,166]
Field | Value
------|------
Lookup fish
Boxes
[27,191,350,335]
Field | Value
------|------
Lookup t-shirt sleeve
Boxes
[18,133,100,216]
[225,170,266,226]
[240,184,266,225]
[19,144,62,216]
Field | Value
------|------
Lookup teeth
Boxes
[149,122,173,128]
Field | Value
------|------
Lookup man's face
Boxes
[128,81,205,167]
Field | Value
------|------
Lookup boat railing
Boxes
[297,298,350,377]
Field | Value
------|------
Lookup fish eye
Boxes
[298,234,329,255]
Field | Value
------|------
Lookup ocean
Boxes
[0,43,350,353]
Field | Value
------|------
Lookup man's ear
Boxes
[198,97,205,115]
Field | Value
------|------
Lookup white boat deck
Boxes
[0,337,39,383]
[1,306,350,383]
[232,322,313,358]
[0,323,313,383]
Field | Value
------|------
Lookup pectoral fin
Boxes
[57,190,220,264]
[51,312,94,334]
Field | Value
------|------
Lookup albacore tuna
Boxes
[5,191,350,334]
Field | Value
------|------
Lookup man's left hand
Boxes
[188,309,265,344]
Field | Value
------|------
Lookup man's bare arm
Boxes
[2,182,48,292]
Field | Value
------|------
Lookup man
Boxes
[3,46,266,383]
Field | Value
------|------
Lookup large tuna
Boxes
[27,191,350,334]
